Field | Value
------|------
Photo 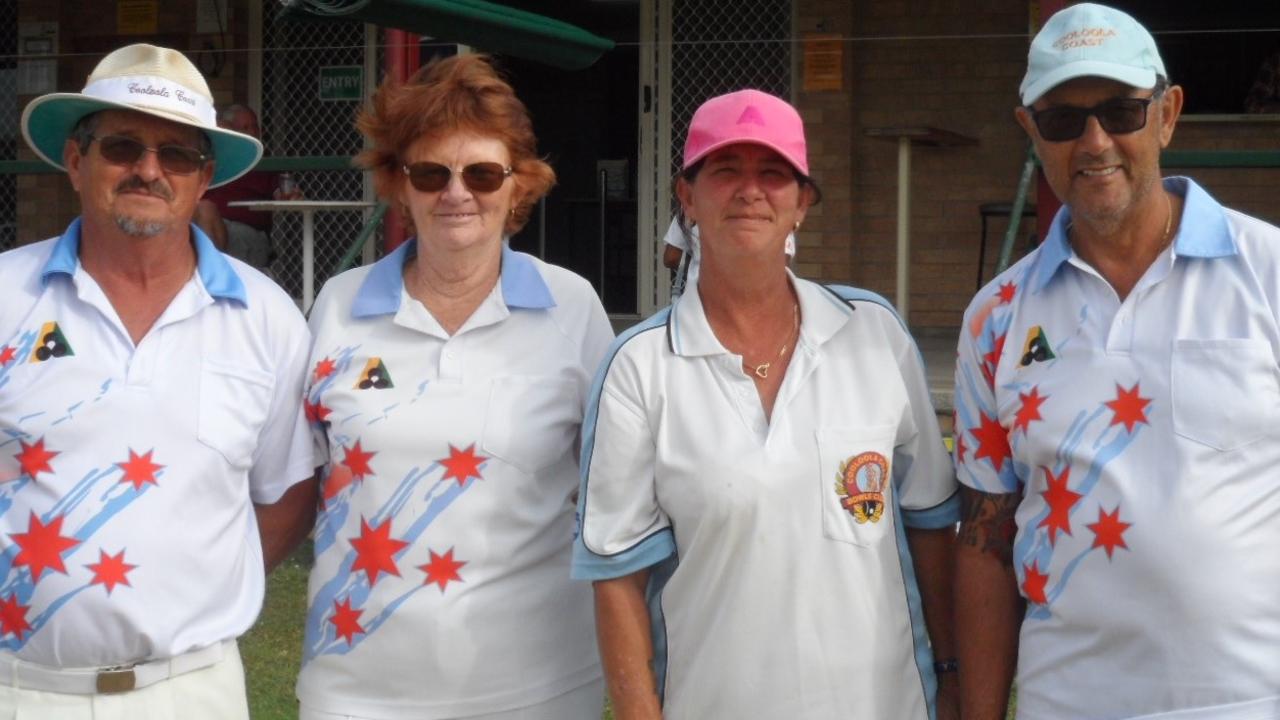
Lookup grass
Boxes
[242,541,311,720]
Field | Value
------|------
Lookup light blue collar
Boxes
[1032,177,1236,292]
[351,241,556,318]
[40,218,248,305]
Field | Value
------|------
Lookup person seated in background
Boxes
[1244,48,1280,113]
[194,104,303,271]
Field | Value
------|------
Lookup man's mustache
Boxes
[115,175,173,200]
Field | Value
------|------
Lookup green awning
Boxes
[282,0,614,70]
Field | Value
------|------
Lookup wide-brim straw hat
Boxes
[20,44,262,188]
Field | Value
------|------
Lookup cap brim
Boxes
[1020,61,1157,106]
[684,136,809,178]
[21,93,263,187]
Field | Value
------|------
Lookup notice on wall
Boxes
[118,0,159,35]
[802,34,843,92]
[17,22,58,96]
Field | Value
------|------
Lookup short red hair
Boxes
[355,54,555,236]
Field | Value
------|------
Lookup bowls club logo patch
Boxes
[835,451,888,524]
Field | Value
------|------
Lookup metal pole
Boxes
[997,148,1038,274]
[598,169,608,303]
[896,137,911,320]
[538,195,547,260]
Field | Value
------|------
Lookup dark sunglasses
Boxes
[1027,95,1159,142]
[90,134,207,174]
[402,161,512,193]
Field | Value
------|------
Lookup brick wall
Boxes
[13,0,251,246]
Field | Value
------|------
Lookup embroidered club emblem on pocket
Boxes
[835,451,889,524]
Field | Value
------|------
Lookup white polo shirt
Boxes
[0,220,313,668]
[573,275,958,720]
[296,243,613,719]
[954,178,1280,720]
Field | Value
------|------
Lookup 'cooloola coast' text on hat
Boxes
[127,82,198,107]
[1052,27,1118,51]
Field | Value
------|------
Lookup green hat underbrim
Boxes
[21,94,263,188]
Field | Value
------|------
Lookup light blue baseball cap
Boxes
[1019,3,1166,106]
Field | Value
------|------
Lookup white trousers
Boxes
[299,677,605,720]
[0,642,249,720]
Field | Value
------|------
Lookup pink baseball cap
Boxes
[682,89,810,177]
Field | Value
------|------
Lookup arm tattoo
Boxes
[958,486,1020,565]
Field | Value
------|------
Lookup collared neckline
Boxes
[351,241,556,319]
[668,270,853,357]
[40,218,248,305]
[1031,176,1236,293]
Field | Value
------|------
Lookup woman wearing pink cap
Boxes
[573,90,960,719]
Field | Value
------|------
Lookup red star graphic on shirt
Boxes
[1013,387,1048,434]
[349,517,408,585]
[328,597,365,644]
[953,432,967,465]
[15,438,58,480]
[86,549,137,594]
[997,281,1017,304]
[0,594,32,640]
[419,547,467,592]
[1037,465,1082,545]
[304,398,333,425]
[341,440,376,480]
[1087,506,1132,560]
[0,345,15,366]
[980,333,1008,388]
[1022,561,1049,605]
[1105,383,1151,433]
[116,449,163,491]
[438,444,487,487]
[313,357,337,382]
[969,411,1012,473]
[11,512,80,582]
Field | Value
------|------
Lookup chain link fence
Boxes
[261,6,378,301]
[0,3,17,253]
[669,0,792,180]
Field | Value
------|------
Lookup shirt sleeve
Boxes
[248,299,315,504]
[887,315,961,529]
[953,296,1019,494]
[662,217,690,251]
[572,338,675,580]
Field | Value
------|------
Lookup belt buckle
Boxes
[96,666,137,694]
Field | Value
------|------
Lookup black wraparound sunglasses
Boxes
[402,161,513,193]
[1027,95,1160,142]
[90,134,207,174]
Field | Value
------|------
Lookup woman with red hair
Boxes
[297,54,611,720]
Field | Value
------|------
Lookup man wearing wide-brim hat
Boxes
[0,43,317,718]
[952,4,1280,719]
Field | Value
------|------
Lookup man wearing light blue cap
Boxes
[952,4,1280,719]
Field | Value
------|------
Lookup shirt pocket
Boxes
[481,375,581,476]
[816,424,897,547]
[198,358,275,470]
[1171,338,1280,452]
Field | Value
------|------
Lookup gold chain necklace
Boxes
[744,303,799,379]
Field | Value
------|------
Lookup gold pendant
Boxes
[753,362,770,379]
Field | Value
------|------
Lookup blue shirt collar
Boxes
[1032,176,1237,292]
[351,241,556,318]
[40,218,248,305]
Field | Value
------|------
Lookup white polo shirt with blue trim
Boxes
[0,220,313,668]
[954,177,1280,720]
[573,274,957,720]
[296,243,613,719]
